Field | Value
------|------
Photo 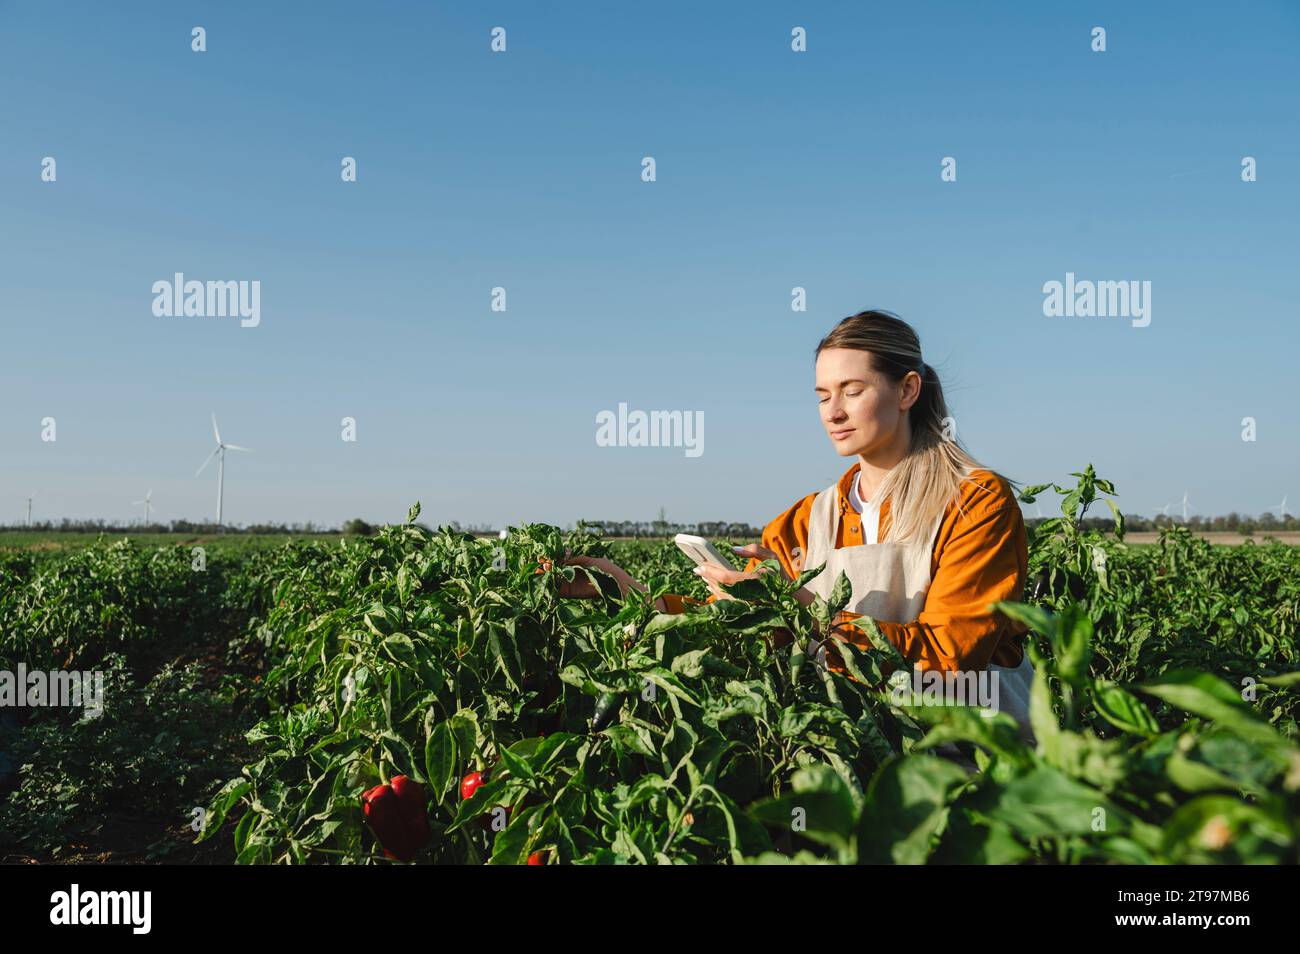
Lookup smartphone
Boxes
[673,533,733,569]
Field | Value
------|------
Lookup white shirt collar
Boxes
[848,471,882,545]
[849,470,869,513]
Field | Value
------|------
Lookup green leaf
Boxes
[796,562,827,589]
[832,639,882,686]
[644,611,707,637]
[906,704,1034,769]
[704,602,785,638]
[640,668,702,708]
[720,577,768,601]
[934,811,1030,864]
[1137,671,1282,746]
[487,620,524,692]
[423,722,456,801]
[670,649,711,679]
[749,764,857,860]
[810,595,832,629]
[602,723,656,757]
[1017,483,1052,503]
[1263,671,1300,689]
[396,565,415,603]
[845,615,904,667]
[379,731,419,780]
[828,570,853,616]
[497,743,536,783]
[196,779,251,843]
[1028,648,1062,758]
[488,804,544,865]
[857,755,970,864]
[1103,499,1125,538]
[789,638,806,686]
[991,601,1054,639]
[441,711,479,765]
[1166,751,1240,794]
[380,633,416,664]
[1054,604,1094,691]
[363,604,399,637]
[1091,681,1159,737]
[777,703,853,739]
[970,766,1128,840]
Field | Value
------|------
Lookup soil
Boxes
[2,815,236,865]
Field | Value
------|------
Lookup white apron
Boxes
[800,481,1036,747]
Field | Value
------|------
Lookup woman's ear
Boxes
[898,370,923,412]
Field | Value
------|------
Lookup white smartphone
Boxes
[673,533,733,569]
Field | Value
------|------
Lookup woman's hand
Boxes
[732,544,788,577]
[552,555,667,612]
[694,544,816,606]
[693,544,782,601]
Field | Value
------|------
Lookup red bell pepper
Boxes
[362,775,431,861]
[460,770,486,802]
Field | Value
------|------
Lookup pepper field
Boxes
[1,466,1298,864]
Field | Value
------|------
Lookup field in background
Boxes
[1122,531,1300,546]
[0,531,348,551]
[2,528,1294,552]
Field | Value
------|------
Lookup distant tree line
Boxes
[574,519,764,539]
[0,516,766,538]
[3,511,1293,538]
[0,518,347,535]
[1038,513,1298,534]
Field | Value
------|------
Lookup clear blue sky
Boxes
[1,1,1297,529]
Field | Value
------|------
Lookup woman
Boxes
[563,310,1035,738]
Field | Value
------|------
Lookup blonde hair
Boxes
[815,310,1010,543]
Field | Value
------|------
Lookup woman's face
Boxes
[814,347,920,458]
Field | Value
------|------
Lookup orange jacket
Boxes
[661,465,1028,672]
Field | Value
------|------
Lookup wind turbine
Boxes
[1180,490,1193,522]
[1156,502,1172,518]
[25,492,36,528]
[196,414,252,529]
[1274,495,1290,520]
[132,489,154,525]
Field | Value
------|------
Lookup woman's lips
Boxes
[830,428,855,440]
